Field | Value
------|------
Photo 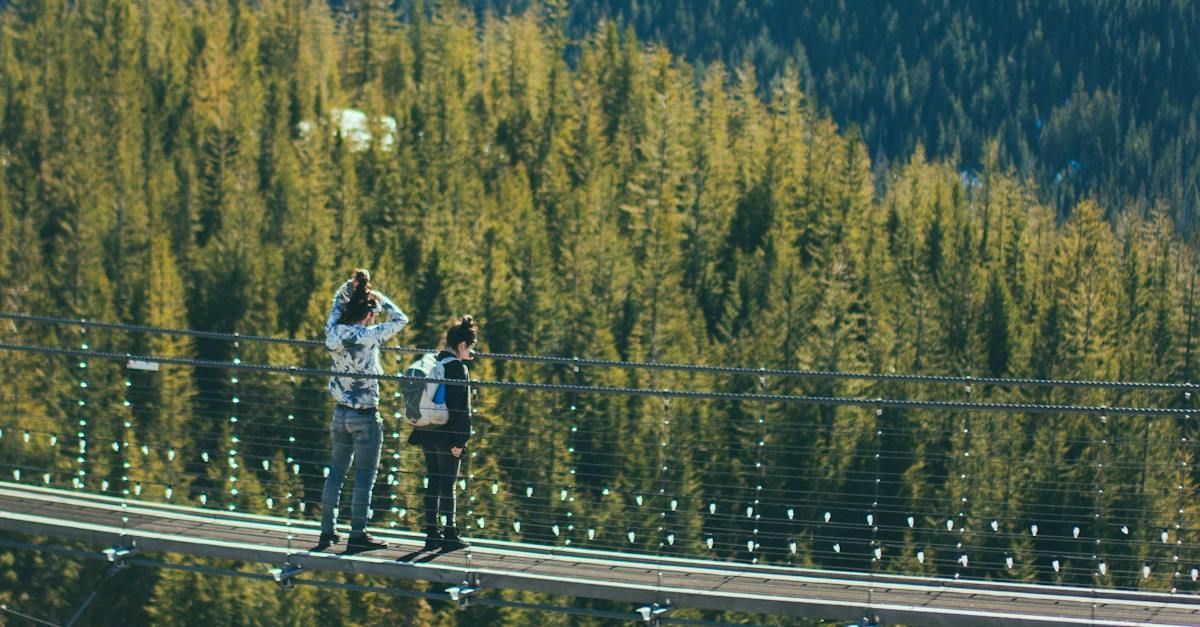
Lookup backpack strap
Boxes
[435,356,465,401]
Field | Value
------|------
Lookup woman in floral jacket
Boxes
[315,269,408,552]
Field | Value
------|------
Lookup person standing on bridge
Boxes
[315,269,409,552]
[409,315,477,552]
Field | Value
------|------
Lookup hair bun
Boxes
[337,270,378,325]
[445,315,478,349]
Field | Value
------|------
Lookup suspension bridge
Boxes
[2,312,1200,625]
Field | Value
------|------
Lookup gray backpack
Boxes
[400,353,457,427]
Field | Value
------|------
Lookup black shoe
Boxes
[422,526,443,552]
[312,531,340,551]
[440,527,468,552]
[347,532,388,552]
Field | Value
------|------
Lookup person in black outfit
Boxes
[409,315,476,551]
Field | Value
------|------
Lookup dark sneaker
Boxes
[422,526,443,552]
[347,533,388,552]
[312,531,340,552]
[440,527,468,552]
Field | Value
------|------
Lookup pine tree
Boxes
[204,421,268,513]
[0,139,10,303]
[687,63,737,342]
[148,557,312,626]
[980,270,1011,377]
[142,235,195,501]
[342,0,396,95]
[82,0,154,322]
[1055,200,1119,379]
[138,0,195,263]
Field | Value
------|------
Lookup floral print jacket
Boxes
[324,280,409,410]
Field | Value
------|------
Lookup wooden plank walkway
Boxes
[1,482,1199,626]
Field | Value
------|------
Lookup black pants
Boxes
[422,444,461,528]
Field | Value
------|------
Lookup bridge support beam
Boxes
[446,577,479,610]
[269,564,303,590]
[634,601,671,624]
[101,544,137,570]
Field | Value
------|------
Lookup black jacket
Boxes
[407,351,471,449]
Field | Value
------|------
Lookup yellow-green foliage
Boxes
[1,2,1199,624]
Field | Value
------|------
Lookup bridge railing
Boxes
[0,312,1198,592]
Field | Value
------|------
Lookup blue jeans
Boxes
[320,406,383,534]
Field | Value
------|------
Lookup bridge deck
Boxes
[1,482,1198,626]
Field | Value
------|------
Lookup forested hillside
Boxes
[454,0,1200,228]
[1,1,1200,625]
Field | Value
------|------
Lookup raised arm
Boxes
[364,290,410,343]
[324,279,356,349]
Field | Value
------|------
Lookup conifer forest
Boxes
[1,1,1199,625]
